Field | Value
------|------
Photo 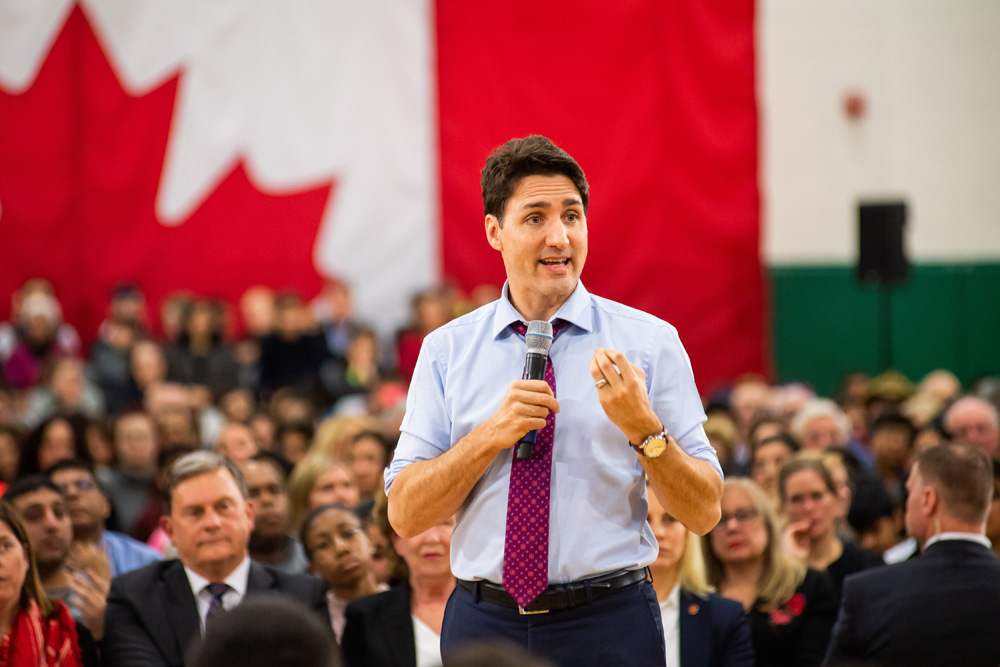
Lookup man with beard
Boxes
[3,475,110,640]
[245,452,308,574]
[46,458,161,577]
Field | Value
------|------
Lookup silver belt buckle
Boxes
[518,605,549,615]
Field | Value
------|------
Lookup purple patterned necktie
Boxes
[502,320,563,608]
[205,582,231,624]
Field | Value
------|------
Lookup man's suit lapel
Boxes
[679,590,711,667]
[246,561,278,594]
[159,562,201,666]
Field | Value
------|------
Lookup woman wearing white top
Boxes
[342,497,455,667]
[648,487,754,667]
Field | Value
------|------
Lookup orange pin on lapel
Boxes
[688,604,700,615]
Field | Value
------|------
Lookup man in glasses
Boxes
[47,457,161,577]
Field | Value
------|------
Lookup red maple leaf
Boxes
[0,6,333,343]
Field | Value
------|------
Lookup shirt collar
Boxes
[662,582,681,611]
[491,280,594,339]
[184,555,252,597]
[923,532,992,550]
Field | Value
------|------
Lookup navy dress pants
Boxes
[441,580,666,667]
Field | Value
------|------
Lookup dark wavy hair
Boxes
[481,135,589,226]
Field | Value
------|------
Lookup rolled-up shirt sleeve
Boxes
[646,323,723,481]
[385,333,452,494]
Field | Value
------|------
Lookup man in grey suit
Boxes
[824,442,1000,667]
[102,451,329,667]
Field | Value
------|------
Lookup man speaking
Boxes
[386,136,723,666]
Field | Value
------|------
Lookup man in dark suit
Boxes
[102,451,329,667]
[824,442,1000,667]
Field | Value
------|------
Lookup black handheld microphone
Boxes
[515,320,554,461]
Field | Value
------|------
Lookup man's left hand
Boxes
[590,348,661,444]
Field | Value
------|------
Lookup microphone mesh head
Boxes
[525,320,554,355]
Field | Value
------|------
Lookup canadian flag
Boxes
[0,0,763,395]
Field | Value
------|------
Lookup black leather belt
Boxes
[458,568,649,614]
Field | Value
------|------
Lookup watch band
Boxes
[631,428,669,458]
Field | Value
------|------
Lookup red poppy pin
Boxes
[687,604,700,615]
[769,593,806,626]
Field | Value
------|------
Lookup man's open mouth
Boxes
[540,258,569,266]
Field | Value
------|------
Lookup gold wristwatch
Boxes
[632,428,668,458]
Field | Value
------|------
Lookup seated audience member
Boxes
[21,357,105,428]
[214,421,260,470]
[312,279,359,359]
[322,326,383,409]
[347,430,390,503]
[46,458,161,577]
[943,395,999,458]
[245,453,308,574]
[218,387,256,425]
[104,411,160,537]
[847,480,903,557]
[2,292,79,390]
[342,516,456,667]
[747,414,784,455]
[704,413,742,476]
[288,454,362,531]
[3,476,109,641]
[275,419,314,464]
[867,414,916,501]
[301,504,384,641]
[166,298,239,397]
[90,319,138,413]
[750,433,799,505]
[18,414,91,477]
[704,479,837,667]
[83,417,115,476]
[778,458,882,600]
[102,451,329,667]
[187,596,340,667]
[824,443,1000,666]
[790,399,851,453]
[0,500,98,667]
[312,414,379,462]
[728,376,773,447]
[647,486,753,666]
[258,292,329,400]
[121,339,170,414]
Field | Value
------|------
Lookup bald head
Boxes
[945,397,1000,458]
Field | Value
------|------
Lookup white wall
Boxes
[760,0,1000,263]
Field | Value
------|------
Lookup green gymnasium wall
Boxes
[770,263,1000,398]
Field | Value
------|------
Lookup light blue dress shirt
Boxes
[386,282,721,584]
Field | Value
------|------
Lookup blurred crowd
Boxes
[0,275,998,666]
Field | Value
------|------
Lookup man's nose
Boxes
[546,221,569,246]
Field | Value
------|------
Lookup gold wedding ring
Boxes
[594,378,608,389]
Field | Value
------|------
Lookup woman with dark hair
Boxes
[165,298,239,397]
[300,504,383,643]
[0,500,97,666]
[17,414,90,477]
[778,457,882,600]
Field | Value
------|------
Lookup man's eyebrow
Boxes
[519,200,552,211]
[563,198,583,208]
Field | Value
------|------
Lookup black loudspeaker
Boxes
[858,201,909,284]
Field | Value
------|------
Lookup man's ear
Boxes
[160,514,173,541]
[924,485,939,518]
[485,215,503,251]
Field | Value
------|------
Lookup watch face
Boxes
[643,437,667,458]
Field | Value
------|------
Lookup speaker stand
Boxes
[877,283,894,371]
